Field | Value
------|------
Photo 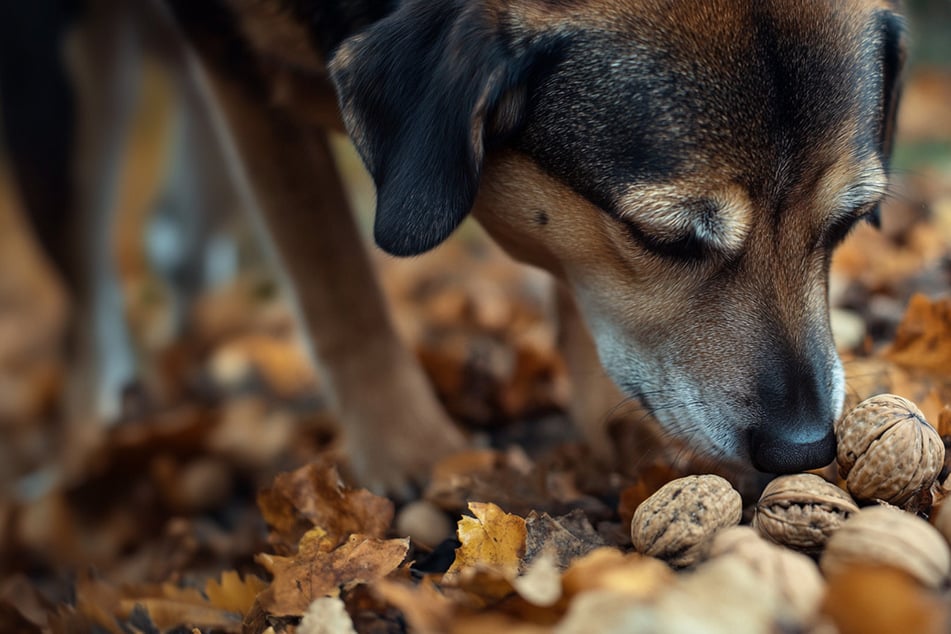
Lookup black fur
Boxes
[329,0,564,256]
[0,0,80,283]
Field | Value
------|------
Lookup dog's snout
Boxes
[750,423,836,474]
[748,353,837,473]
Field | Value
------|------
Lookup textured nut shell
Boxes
[752,473,859,553]
[821,505,951,588]
[631,474,742,568]
[836,394,945,505]
[708,526,825,620]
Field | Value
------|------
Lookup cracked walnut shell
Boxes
[821,505,951,589]
[752,473,859,554]
[631,474,742,568]
[836,394,944,506]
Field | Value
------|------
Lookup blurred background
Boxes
[0,0,948,611]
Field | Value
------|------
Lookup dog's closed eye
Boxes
[615,182,752,261]
[821,203,880,249]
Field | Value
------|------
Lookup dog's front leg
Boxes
[171,48,465,496]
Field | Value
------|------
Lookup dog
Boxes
[0,0,904,495]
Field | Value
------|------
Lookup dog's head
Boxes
[329,0,905,473]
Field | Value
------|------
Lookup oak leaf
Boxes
[256,529,409,617]
[204,571,268,618]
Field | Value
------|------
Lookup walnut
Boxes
[820,505,950,589]
[752,473,859,554]
[631,474,742,568]
[836,394,944,506]
[707,526,825,622]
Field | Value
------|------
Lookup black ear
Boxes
[329,2,543,256]
[877,9,906,167]
[869,9,906,227]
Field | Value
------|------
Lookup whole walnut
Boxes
[631,474,741,568]
[708,526,826,622]
[821,505,951,589]
[752,473,859,554]
[835,394,944,506]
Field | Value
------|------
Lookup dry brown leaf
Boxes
[256,529,409,617]
[522,509,605,571]
[821,565,949,634]
[257,462,394,554]
[444,502,527,583]
[887,294,951,375]
[204,571,268,617]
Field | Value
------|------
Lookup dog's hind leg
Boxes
[0,0,146,482]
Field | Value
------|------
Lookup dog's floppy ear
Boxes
[868,8,905,227]
[329,2,547,256]
[877,9,906,166]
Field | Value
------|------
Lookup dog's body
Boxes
[0,0,904,493]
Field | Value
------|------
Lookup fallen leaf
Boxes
[257,462,394,553]
[256,529,410,616]
[886,294,951,375]
[204,570,268,617]
[522,509,605,571]
[444,502,526,583]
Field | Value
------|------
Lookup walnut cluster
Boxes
[628,393,951,608]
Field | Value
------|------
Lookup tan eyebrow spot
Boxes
[618,182,753,252]
[814,158,888,221]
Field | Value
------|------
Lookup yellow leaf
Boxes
[204,571,268,617]
[444,502,526,583]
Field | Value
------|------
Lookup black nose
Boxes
[750,423,836,473]
[748,349,837,473]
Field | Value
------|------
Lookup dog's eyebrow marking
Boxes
[816,159,889,223]
[617,183,753,254]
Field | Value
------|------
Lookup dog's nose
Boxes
[748,352,837,473]
[750,423,836,473]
